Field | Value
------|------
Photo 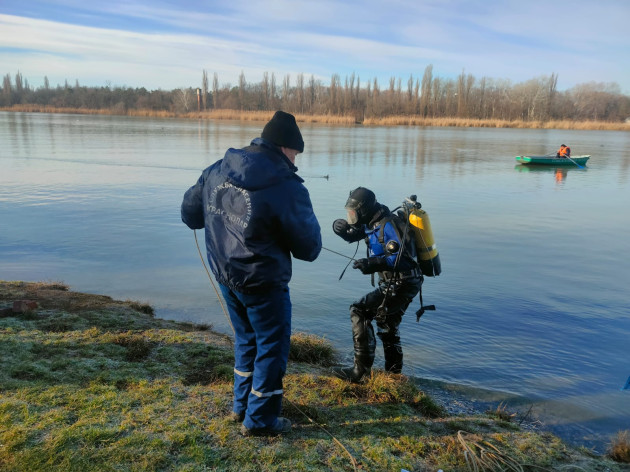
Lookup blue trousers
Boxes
[219,283,292,430]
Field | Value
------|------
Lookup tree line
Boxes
[2,66,629,123]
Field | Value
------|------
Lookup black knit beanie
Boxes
[261,111,304,153]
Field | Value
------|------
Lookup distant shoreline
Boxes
[2,105,629,131]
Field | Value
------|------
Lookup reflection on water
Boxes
[2,112,630,452]
[554,168,568,183]
[514,164,579,184]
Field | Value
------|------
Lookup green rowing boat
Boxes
[515,155,590,166]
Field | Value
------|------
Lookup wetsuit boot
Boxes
[377,311,404,374]
[381,331,403,374]
[332,306,375,382]
[383,343,403,374]
[331,356,372,383]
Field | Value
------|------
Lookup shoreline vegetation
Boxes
[2,105,630,131]
[1,280,629,471]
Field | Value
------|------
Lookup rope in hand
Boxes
[193,230,358,471]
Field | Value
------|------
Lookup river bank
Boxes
[1,280,627,471]
[2,105,629,130]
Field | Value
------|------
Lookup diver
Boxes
[331,187,423,382]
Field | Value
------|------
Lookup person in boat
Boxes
[331,187,422,382]
[181,111,322,436]
[556,144,571,158]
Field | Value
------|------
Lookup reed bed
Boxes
[2,105,627,130]
[187,109,356,124]
[362,115,630,131]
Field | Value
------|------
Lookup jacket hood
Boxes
[219,138,302,191]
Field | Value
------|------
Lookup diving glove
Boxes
[352,257,388,275]
[332,219,364,242]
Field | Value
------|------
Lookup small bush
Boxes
[609,430,630,463]
[128,301,154,316]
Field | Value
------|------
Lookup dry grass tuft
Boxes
[457,430,526,471]
[128,301,154,316]
[352,371,444,418]
[111,331,154,361]
[289,332,337,366]
[486,402,517,422]
[32,281,69,291]
[608,430,630,463]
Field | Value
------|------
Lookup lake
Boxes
[1,111,629,452]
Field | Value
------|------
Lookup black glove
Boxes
[332,219,365,243]
[352,257,388,274]
[333,218,349,235]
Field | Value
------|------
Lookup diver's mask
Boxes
[344,187,377,226]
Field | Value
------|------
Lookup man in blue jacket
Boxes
[181,111,322,436]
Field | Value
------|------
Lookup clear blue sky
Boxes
[1,0,629,93]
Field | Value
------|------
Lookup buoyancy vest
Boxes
[373,214,419,273]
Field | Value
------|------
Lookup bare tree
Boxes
[457,70,475,117]
[212,72,219,109]
[420,64,433,117]
[546,72,558,119]
[296,73,304,113]
[262,72,270,110]
[282,74,291,110]
[238,71,246,110]
[372,77,380,117]
[343,75,351,113]
[405,74,419,115]
[270,73,277,110]
[308,74,316,112]
[202,70,209,110]
[2,73,11,106]
[15,71,23,93]
[329,74,341,114]
[175,87,194,112]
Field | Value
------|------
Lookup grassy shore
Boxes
[2,105,630,131]
[0,281,628,471]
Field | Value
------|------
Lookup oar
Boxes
[564,155,585,169]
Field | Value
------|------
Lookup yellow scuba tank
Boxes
[404,195,441,277]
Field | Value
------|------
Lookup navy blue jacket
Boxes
[181,138,322,293]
